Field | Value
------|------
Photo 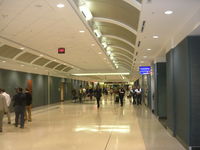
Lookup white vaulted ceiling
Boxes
[0,0,199,82]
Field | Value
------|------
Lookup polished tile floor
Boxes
[0,96,185,150]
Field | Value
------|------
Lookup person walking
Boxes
[94,86,102,108]
[72,88,77,103]
[119,87,125,106]
[24,88,32,122]
[0,89,11,124]
[135,86,142,105]
[13,88,26,128]
[0,90,8,132]
[78,86,83,103]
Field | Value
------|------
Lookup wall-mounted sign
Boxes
[139,66,151,75]
[58,48,65,54]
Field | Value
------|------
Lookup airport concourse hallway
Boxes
[0,97,185,150]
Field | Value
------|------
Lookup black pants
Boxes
[133,95,136,104]
[137,94,142,105]
[96,97,100,108]
[14,106,25,127]
[119,96,124,106]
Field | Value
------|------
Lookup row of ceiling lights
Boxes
[139,10,173,66]
[78,2,119,69]
[57,3,115,69]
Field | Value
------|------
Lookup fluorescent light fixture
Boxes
[106,46,112,51]
[147,48,151,51]
[153,35,159,39]
[164,10,173,15]
[79,30,85,33]
[79,5,93,21]
[121,75,125,79]
[98,52,102,54]
[72,72,130,76]
[57,3,65,8]
[93,29,101,38]
[113,60,116,63]
[107,51,111,55]
[20,47,24,50]
[116,65,119,69]
[110,56,114,60]
[102,42,107,48]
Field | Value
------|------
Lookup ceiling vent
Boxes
[0,45,22,58]
[33,58,50,66]
[147,0,152,3]
[16,52,38,63]
[141,20,146,32]
[137,41,141,47]
[45,61,59,69]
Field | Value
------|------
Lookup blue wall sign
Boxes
[139,66,151,75]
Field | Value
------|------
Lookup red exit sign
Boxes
[58,48,65,54]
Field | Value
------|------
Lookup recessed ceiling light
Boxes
[141,61,144,63]
[98,52,102,54]
[21,64,24,67]
[104,58,106,60]
[147,48,151,51]
[20,47,24,50]
[40,54,43,57]
[53,59,57,61]
[91,44,95,46]
[143,56,147,58]
[79,30,85,33]
[2,61,6,63]
[153,35,159,39]
[57,3,65,8]
[164,10,173,15]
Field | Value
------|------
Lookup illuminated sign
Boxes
[139,66,151,75]
[58,48,65,54]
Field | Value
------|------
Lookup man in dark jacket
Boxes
[25,88,32,122]
[94,86,102,108]
[119,87,125,106]
[13,87,26,128]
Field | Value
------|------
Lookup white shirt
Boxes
[135,88,142,94]
[2,92,11,107]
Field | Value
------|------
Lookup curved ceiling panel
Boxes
[87,0,140,30]
[117,63,132,70]
[95,22,136,44]
[104,37,135,54]
[115,58,132,66]
[113,53,133,62]
[111,49,134,58]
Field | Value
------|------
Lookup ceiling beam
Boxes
[103,35,135,49]
[94,17,137,35]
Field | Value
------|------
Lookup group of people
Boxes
[129,86,142,105]
[0,87,32,132]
